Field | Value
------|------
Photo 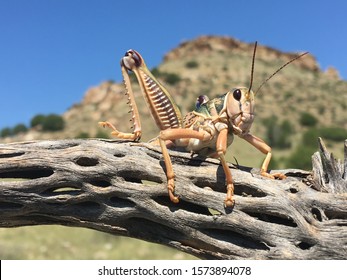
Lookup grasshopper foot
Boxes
[98,121,141,141]
[99,121,114,129]
[224,183,235,208]
[168,180,179,203]
[261,171,287,180]
[98,121,120,135]
[224,198,235,208]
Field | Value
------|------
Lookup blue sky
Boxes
[1,0,346,130]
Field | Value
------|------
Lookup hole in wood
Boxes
[90,180,111,187]
[141,179,162,186]
[245,211,298,227]
[123,176,142,183]
[118,171,142,183]
[234,185,268,198]
[75,201,101,209]
[193,175,268,198]
[48,142,80,149]
[0,168,54,180]
[324,209,347,220]
[185,156,209,167]
[201,228,270,251]
[0,152,25,158]
[0,201,23,210]
[67,201,103,217]
[124,217,186,241]
[109,196,136,208]
[193,166,268,198]
[311,207,323,222]
[75,157,99,166]
[43,187,83,196]
[114,152,126,158]
[289,187,299,193]
[153,196,213,216]
[297,241,314,250]
[190,177,219,190]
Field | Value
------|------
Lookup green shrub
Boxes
[12,123,28,135]
[302,128,320,147]
[163,73,181,85]
[151,67,161,77]
[0,127,12,137]
[284,91,294,99]
[31,114,46,128]
[42,114,65,131]
[318,105,325,115]
[262,117,276,145]
[95,130,110,139]
[285,126,347,171]
[267,155,280,170]
[76,132,90,139]
[263,117,293,149]
[286,145,315,170]
[284,128,318,170]
[185,60,199,68]
[302,127,347,147]
[319,127,347,142]
[1,124,28,137]
[277,120,294,148]
[149,68,181,86]
[30,114,65,132]
[299,112,318,127]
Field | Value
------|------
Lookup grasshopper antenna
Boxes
[248,41,258,93]
[254,51,309,96]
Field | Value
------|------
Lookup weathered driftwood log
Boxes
[0,138,346,259]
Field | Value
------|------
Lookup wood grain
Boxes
[0,138,346,259]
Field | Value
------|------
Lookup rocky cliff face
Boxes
[164,36,319,72]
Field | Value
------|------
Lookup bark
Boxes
[0,138,346,259]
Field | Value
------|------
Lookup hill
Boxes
[2,35,347,168]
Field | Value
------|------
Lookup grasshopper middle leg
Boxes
[159,128,235,207]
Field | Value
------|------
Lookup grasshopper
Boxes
[99,43,307,207]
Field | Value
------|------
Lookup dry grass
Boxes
[0,226,197,260]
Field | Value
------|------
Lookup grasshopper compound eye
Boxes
[233,89,242,101]
[196,95,209,108]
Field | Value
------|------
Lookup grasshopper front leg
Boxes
[240,133,286,179]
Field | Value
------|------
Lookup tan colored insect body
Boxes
[100,44,306,207]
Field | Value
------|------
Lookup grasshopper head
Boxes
[121,49,143,70]
[226,87,255,133]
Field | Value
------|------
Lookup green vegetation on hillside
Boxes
[32,113,65,131]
